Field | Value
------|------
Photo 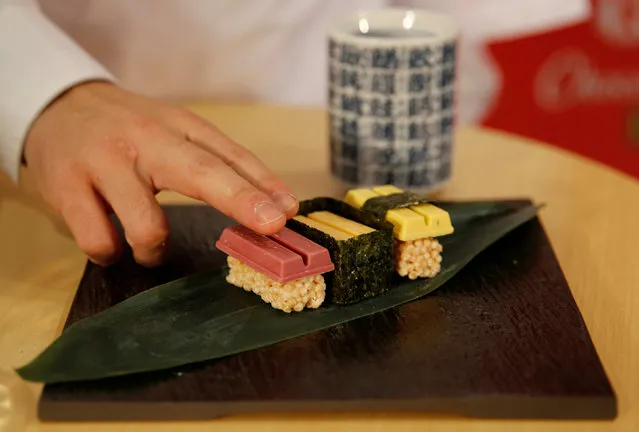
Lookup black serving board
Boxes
[38,204,616,421]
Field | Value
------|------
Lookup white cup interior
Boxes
[329,8,459,45]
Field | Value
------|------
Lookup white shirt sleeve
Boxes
[0,0,115,183]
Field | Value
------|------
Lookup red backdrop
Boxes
[480,0,639,179]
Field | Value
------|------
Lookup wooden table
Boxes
[0,102,637,432]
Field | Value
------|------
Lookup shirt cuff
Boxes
[0,2,116,183]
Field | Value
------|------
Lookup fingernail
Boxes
[254,201,284,225]
[272,192,298,212]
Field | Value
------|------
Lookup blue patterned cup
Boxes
[328,9,459,192]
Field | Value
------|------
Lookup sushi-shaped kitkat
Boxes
[216,226,334,313]
[286,198,394,305]
[344,185,454,280]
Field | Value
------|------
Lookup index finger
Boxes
[169,111,299,218]
[146,138,288,235]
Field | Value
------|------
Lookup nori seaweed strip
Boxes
[286,198,394,305]
[361,192,430,219]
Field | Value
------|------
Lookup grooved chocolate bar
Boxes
[216,226,334,283]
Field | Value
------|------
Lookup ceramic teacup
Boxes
[328,8,459,192]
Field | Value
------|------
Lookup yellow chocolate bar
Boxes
[292,215,353,240]
[343,185,454,241]
[343,188,378,208]
[307,211,375,236]
[371,185,404,196]
[385,208,429,240]
[395,203,454,240]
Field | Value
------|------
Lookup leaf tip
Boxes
[14,365,38,383]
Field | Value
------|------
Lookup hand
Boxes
[24,81,298,267]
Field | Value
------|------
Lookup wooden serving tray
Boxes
[38,204,616,421]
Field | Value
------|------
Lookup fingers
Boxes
[57,181,123,266]
[165,110,299,218]
[89,151,170,268]
[147,138,288,234]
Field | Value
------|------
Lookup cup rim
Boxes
[329,8,459,46]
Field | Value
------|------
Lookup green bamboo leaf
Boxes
[16,201,541,384]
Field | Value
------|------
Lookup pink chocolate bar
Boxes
[216,225,334,283]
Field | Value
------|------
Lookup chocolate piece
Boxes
[345,186,454,240]
[216,226,334,283]
[286,197,394,305]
